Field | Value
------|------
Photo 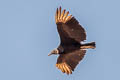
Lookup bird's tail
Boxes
[80,42,96,49]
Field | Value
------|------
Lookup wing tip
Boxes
[55,7,72,24]
[56,63,72,75]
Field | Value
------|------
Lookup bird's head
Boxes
[48,49,59,56]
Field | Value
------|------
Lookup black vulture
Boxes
[48,7,96,75]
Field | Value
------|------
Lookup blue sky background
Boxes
[0,0,120,80]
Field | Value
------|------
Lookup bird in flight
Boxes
[48,7,96,75]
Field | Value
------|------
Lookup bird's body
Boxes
[48,7,96,75]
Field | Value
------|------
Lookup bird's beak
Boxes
[48,53,52,56]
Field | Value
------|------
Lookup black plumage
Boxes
[48,7,96,75]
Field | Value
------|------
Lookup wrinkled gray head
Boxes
[48,49,59,56]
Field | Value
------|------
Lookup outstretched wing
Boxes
[56,50,86,75]
[55,7,86,45]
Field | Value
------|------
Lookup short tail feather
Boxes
[80,42,96,49]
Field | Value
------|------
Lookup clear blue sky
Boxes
[0,0,120,80]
